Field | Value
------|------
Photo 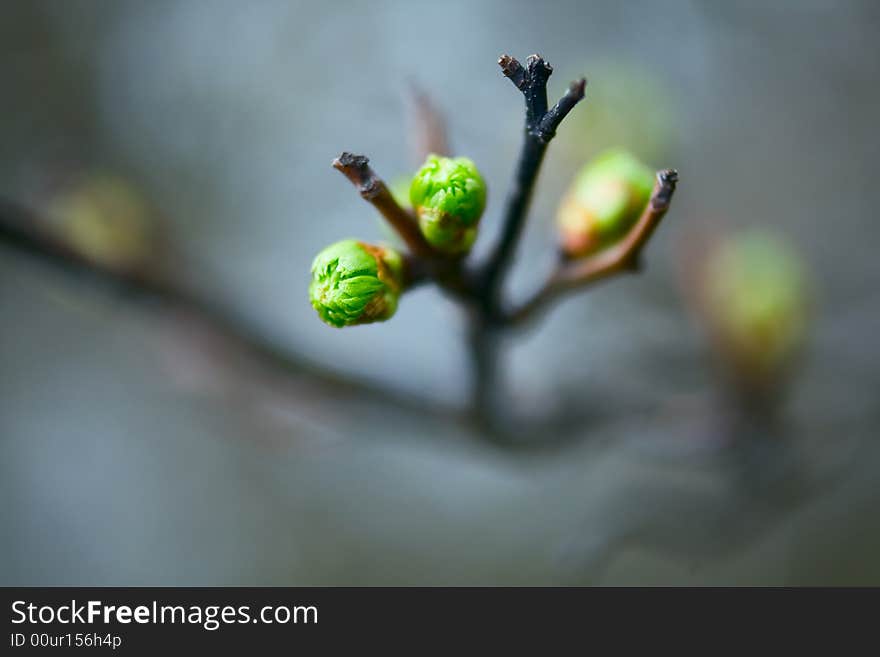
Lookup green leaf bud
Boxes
[700,229,809,384]
[309,239,405,328]
[557,148,655,257]
[410,154,487,255]
[49,174,156,271]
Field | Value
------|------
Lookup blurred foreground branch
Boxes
[0,198,451,419]
[0,197,609,449]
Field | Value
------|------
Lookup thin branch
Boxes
[408,85,450,161]
[537,78,586,142]
[480,54,587,308]
[521,54,552,129]
[331,152,434,258]
[497,54,527,90]
[507,169,679,326]
[465,312,500,432]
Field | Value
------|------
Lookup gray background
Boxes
[1,0,878,584]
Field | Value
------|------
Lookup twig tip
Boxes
[333,152,369,171]
[658,168,679,189]
[526,53,552,77]
[498,54,520,75]
[652,169,679,208]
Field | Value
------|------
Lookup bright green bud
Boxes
[701,229,809,384]
[557,148,655,257]
[410,154,487,255]
[309,239,405,328]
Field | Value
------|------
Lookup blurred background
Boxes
[2,0,879,585]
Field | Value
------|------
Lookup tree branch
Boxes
[537,78,587,142]
[408,85,450,161]
[480,54,586,309]
[465,312,500,432]
[332,152,434,259]
[0,197,448,417]
[507,169,679,326]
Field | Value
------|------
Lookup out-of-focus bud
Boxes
[48,174,156,271]
[562,62,676,165]
[697,229,809,390]
[410,154,486,255]
[309,239,405,328]
[557,149,655,258]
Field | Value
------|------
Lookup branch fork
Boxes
[480,54,586,305]
[497,54,586,144]
[328,53,676,430]
[0,51,679,441]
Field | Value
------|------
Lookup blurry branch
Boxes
[331,152,436,259]
[409,85,450,161]
[0,197,600,449]
[0,198,450,419]
[507,169,679,326]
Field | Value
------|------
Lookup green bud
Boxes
[309,239,405,328]
[410,154,487,255]
[701,229,809,384]
[49,174,156,271]
[557,148,655,257]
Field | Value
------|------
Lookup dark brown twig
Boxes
[332,152,435,259]
[507,169,679,326]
